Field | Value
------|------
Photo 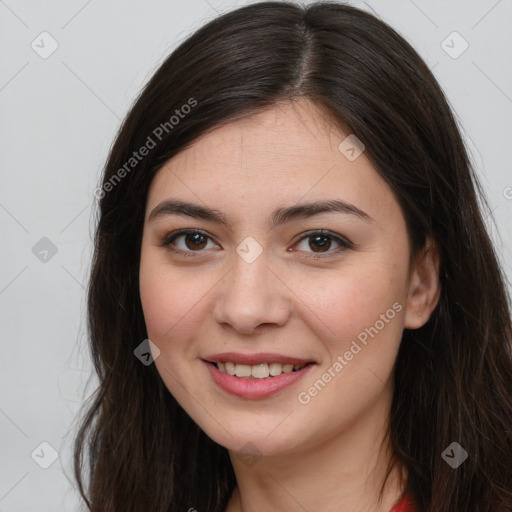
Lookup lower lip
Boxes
[203,361,315,399]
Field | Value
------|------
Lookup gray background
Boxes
[1,0,511,510]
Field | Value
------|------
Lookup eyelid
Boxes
[160,228,353,258]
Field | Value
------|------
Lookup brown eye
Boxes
[308,234,333,252]
[294,230,352,259]
[161,229,218,256]
[182,232,208,250]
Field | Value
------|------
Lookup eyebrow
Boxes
[148,198,374,226]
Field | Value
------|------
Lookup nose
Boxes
[212,253,291,334]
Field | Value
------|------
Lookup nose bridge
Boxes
[213,248,289,332]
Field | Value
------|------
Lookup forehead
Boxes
[173,100,343,171]
[145,100,395,226]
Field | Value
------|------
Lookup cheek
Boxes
[138,256,207,399]
[308,260,405,345]
[139,251,217,348]
[139,261,172,340]
[292,268,405,439]
[299,258,407,411]
[139,250,186,342]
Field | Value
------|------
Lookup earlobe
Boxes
[404,238,441,330]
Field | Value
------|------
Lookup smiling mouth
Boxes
[207,361,315,379]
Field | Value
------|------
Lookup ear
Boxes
[404,237,441,330]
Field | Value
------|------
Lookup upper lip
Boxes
[203,352,315,366]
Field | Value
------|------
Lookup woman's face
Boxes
[139,100,434,457]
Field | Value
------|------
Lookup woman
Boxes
[74,2,512,511]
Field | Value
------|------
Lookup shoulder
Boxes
[389,494,416,512]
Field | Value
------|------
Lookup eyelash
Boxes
[159,229,353,260]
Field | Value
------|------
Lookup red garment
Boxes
[389,493,415,512]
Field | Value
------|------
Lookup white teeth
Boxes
[215,361,306,378]
[235,364,252,378]
[251,363,269,379]
[269,363,283,376]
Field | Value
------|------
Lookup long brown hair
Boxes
[74,2,512,510]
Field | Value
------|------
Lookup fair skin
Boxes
[139,100,440,512]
